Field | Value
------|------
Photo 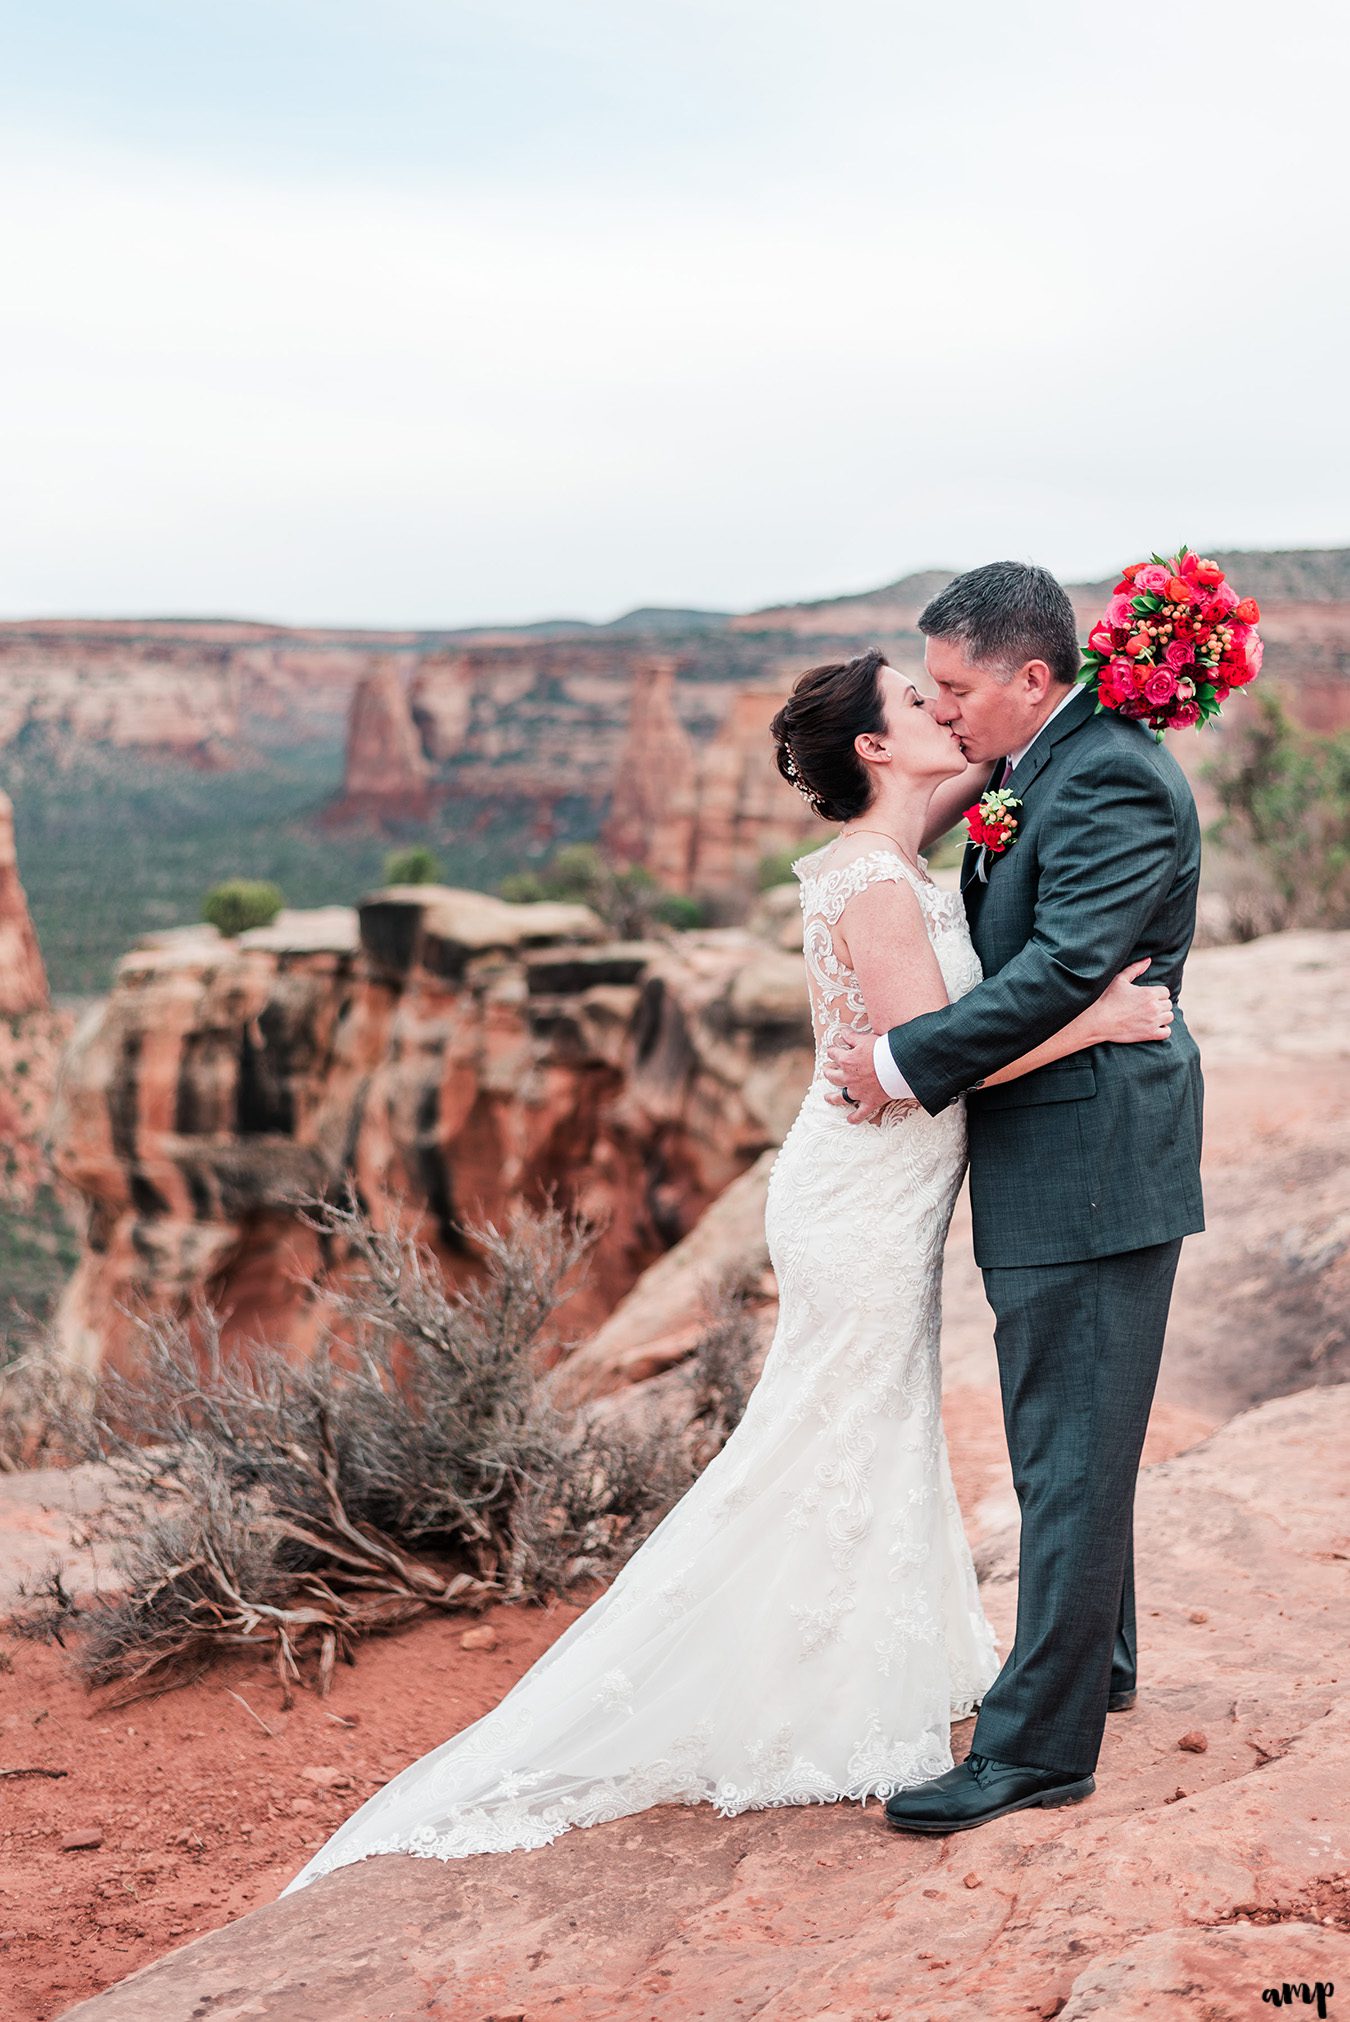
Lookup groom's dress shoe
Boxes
[884,1752,1095,1835]
[1107,1687,1138,1712]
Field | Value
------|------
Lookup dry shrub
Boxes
[78,1196,756,1702]
[0,1340,94,1472]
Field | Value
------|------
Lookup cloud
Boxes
[0,1,1346,623]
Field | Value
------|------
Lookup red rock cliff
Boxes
[49,892,813,1375]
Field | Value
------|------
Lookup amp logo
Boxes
[1262,1986,1334,2017]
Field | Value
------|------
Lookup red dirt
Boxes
[0,1594,585,2022]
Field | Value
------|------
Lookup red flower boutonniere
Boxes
[964,787,1022,858]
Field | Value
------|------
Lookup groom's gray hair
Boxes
[919,561,1080,686]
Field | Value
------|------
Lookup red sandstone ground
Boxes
[0,1389,1204,2022]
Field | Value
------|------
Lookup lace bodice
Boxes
[792,842,983,1087]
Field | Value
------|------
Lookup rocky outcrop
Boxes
[0,790,47,1015]
[604,664,821,896]
[48,894,813,1375]
[332,659,430,817]
[0,791,69,1210]
[57,1379,1350,2022]
[600,657,700,886]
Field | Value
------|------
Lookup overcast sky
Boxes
[2,0,1346,627]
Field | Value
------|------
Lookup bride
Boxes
[282,650,1170,1894]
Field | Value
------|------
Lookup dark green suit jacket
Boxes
[887,685,1205,1269]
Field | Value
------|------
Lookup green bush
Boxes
[498,870,546,903]
[757,832,832,889]
[201,879,285,937]
[1205,695,1350,934]
[499,844,703,935]
[654,892,707,931]
[383,844,442,886]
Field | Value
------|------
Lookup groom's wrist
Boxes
[873,1035,913,1102]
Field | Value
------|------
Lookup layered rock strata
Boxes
[49,892,813,1375]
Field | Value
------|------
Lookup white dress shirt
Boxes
[870,685,1080,1102]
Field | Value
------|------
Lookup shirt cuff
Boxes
[873,1034,913,1102]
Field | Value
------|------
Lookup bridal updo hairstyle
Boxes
[770,649,888,823]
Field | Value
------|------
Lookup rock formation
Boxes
[0,790,48,1015]
[600,657,699,886]
[0,791,71,1213]
[332,659,431,817]
[603,664,821,897]
[48,892,814,1375]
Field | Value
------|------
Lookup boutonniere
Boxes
[964,788,1022,858]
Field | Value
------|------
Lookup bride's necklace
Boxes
[837,826,931,880]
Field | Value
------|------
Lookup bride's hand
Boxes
[1091,959,1174,1045]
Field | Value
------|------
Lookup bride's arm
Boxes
[838,885,1173,1101]
[978,960,1172,1085]
[921,761,990,852]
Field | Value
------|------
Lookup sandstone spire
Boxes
[603,657,698,888]
[0,790,48,1014]
[338,658,432,816]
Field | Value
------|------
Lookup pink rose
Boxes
[1103,594,1137,628]
[1171,701,1202,728]
[1144,669,1178,706]
[1164,638,1195,670]
[1135,565,1170,594]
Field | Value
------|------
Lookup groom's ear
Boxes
[1021,657,1056,703]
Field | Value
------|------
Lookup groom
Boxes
[826,560,1204,1832]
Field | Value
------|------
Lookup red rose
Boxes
[1121,562,1143,581]
[1195,560,1224,587]
[1235,597,1260,624]
[1171,701,1202,727]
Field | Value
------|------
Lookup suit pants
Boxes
[968,1238,1184,1776]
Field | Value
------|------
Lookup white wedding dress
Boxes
[282,843,999,1895]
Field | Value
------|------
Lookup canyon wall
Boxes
[0,621,401,760]
[49,890,813,1375]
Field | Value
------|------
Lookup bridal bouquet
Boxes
[1078,547,1263,735]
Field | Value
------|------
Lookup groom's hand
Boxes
[825,1030,890,1124]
